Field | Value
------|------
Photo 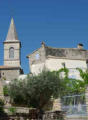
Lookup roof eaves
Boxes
[45,46,87,51]
[0,66,21,70]
[26,47,41,58]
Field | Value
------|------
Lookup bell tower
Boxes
[4,18,21,67]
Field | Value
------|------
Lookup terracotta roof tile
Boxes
[0,66,20,69]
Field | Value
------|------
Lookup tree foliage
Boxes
[3,85,9,96]
[8,67,88,109]
[8,70,61,110]
[54,67,86,95]
[77,68,88,84]
[0,99,4,115]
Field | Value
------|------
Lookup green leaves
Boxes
[3,85,9,96]
[0,99,4,114]
[9,70,61,109]
[55,67,86,96]
[8,67,88,110]
[77,68,88,85]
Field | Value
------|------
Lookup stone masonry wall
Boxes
[1,69,20,82]
[4,42,21,67]
[66,115,88,120]
[29,45,46,73]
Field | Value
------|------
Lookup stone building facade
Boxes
[0,18,88,82]
[0,18,23,83]
[27,42,88,79]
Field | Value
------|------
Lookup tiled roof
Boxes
[27,43,88,60]
[0,66,21,69]
[45,46,88,60]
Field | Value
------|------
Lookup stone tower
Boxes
[4,18,21,67]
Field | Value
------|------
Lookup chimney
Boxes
[77,43,83,49]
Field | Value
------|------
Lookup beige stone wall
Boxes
[85,87,88,120]
[4,42,21,67]
[45,57,87,70]
[4,61,20,67]
[29,46,46,73]
[1,69,20,82]
[30,57,87,79]
[53,98,61,111]
[66,115,87,120]
[31,62,45,75]
[4,106,29,114]
[45,58,87,79]
[4,43,20,50]
[0,80,4,99]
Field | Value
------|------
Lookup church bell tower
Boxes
[4,18,21,67]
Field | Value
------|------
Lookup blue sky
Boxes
[0,0,88,73]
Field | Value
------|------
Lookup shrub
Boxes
[3,85,9,96]
[0,99,4,114]
[8,70,61,110]
[8,107,16,115]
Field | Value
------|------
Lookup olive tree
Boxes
[8,70,61,110]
